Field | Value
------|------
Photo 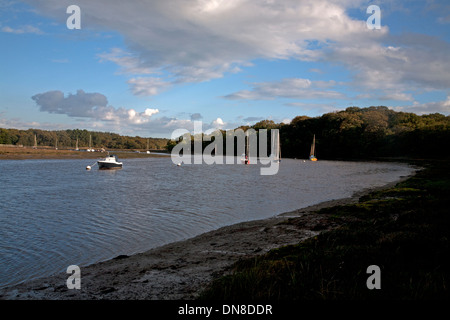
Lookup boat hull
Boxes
[97,161,123,170]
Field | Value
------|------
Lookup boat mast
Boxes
[310,134,315,157]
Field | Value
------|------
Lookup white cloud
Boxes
[392,96,450,115]
[284,102,340,114]
[98,48,154,75]
[23,0,378,95]
[211,117,225,128]
[328,34,450,94]
[31,89,159,125]
[379,92,414,102]
[30,89,238,136]
[1,25,43,34]
[18,0,450,115]
[224,78,346,100]
[127,77,171,96]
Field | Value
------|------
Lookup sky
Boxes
[1,0,449,138]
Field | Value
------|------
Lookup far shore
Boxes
[0,170,415,300]
[0,145,169,160]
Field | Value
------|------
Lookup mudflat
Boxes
[0,146,168,160]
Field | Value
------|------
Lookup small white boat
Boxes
[97,154,123,170]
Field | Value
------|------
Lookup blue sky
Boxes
[1,0,449,138]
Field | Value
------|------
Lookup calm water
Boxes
[0,157,414,288]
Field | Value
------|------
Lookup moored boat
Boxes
[310,134,318,161]
[97,154,123,170]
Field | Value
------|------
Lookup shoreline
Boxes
[0,170,416,300]
[0,146,169,160]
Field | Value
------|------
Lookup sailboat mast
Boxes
[311,134,315,156]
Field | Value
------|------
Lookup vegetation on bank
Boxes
[200,159,450,300]
[168,106,450,160]
[0,128,168,150]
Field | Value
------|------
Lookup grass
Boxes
[200,159,450,300]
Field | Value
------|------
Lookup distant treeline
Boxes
[0,128,168,150]
[168,106,450,159]
[280,106,450,159]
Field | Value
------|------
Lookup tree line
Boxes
[167,106,450,159]
[0,128,168,150]
[2,106,449,158]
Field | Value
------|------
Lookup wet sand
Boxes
[0,175,411,300]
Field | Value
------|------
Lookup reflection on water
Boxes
[0,157,414,288]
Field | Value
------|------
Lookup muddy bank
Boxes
[0,176,413,300]
[0,146,169,160]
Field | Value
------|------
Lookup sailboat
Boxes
[146,139,151,154]
[75,138,79,151]
[87,134,94,152]
[310,134,317,161]
[241,131,250,165]
[273,131,281,163]
[33,134,37,149]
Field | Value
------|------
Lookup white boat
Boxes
[97,154,123,170]
[146,139,151,154]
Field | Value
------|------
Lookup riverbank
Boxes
[201,159,450,300]
[0,162,420,300]
[0,146,169,160]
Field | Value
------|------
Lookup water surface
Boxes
[0,157,414,288]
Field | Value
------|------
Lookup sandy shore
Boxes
[0,175,412,300]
